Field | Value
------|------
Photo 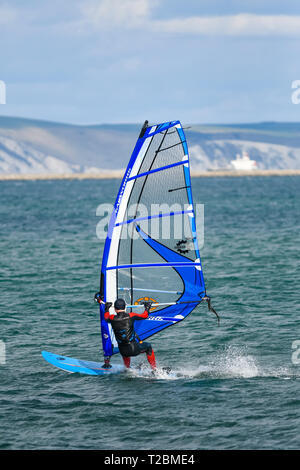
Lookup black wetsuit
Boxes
[104,310,153,357]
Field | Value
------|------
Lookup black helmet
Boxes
[114,298,126,310]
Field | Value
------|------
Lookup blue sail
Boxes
[133,224,205,340]
[99,120,206,357]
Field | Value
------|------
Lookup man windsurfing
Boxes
[94,294,157,370]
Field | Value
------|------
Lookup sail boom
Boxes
[125,301,200,308]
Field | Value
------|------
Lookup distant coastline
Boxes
[1,169,300,181]
[1,117,300,176]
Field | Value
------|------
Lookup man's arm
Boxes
[104,311,115,322]
[130,301,152,320]
[103,302,114,322]
[129,310,149,320]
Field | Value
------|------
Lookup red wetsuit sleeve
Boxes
[104,311,115,322]
[129,310,149,320]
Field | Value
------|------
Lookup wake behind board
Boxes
[41,351,125,376]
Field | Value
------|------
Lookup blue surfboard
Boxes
[41,351,125,376]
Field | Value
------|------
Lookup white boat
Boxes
[230,151,257,171]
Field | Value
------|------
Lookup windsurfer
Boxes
[94,294,157,370]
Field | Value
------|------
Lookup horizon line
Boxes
[1,114,300,128]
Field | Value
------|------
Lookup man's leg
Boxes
[146,349,156,370]
[122,356,131,368]
[102,356,112,369]
[139,342,157,370]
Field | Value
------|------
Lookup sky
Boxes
[1,0,300,125]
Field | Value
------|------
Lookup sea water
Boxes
[0,176,299,449]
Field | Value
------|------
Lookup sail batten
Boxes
[114,209,193,227]
[106,262,202,270]
[127,159,188,181]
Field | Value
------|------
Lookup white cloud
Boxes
[152,13,300,37]
[2,3,300,39]
[78,3,300,38]
[81,0,154,29]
